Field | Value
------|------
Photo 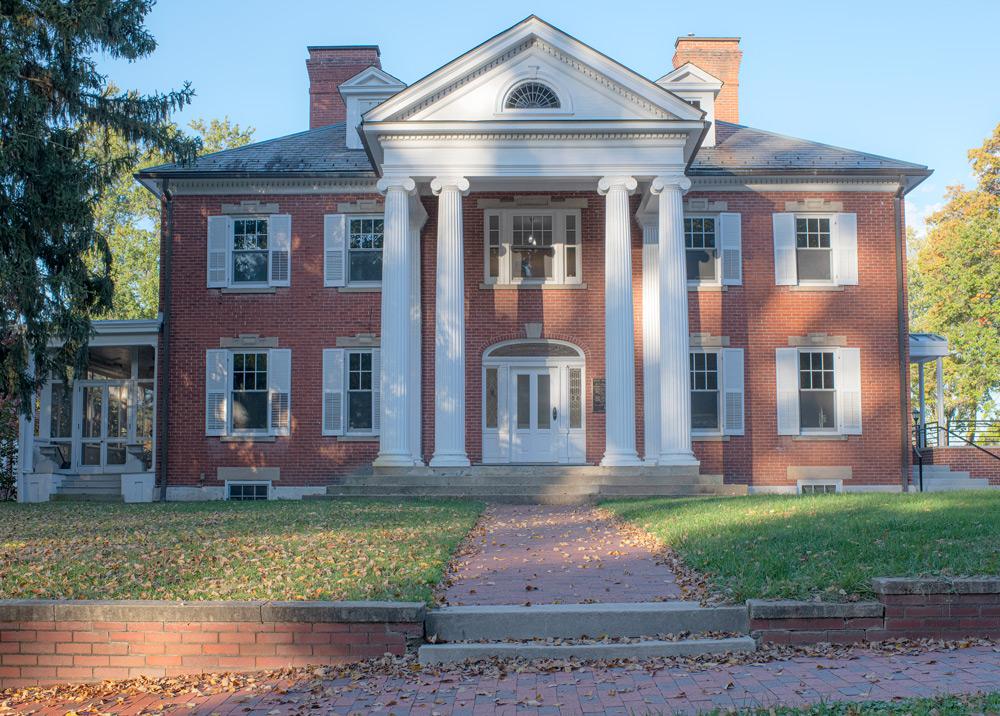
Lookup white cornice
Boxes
[688,175,902,192]
[167,178,379,196]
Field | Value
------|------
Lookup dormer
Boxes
[339,66,406,149]
[656,62,722,147]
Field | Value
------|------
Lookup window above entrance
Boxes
[484,208,582,286]
[486,342,582,358]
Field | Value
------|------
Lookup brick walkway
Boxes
[439,505,682,606]
[5,646,999,714]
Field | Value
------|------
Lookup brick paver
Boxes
[440,505,683,605]
[5,646,999,714]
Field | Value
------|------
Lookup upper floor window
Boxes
[484,209,581,286]
[348,216,384,284]
[795,217,832,282]
[232,218,269,284]
[504,81,560,110]
[684,216,717,282]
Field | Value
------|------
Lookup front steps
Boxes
[317,466,746,503]
[419,602,755,664]
[912,465,992,491]
[52,475,123,502]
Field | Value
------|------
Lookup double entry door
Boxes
[509,366,561,463]
[77,381,130,471]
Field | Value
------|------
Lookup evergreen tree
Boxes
[0,0,199,409]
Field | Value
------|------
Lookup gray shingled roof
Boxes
[690,121,928,175]
[137,123,373,177]
[137,119,928,178]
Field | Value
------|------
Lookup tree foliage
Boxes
[0,0,199,410]
[909,123,1000,424]
[92,116,254,320]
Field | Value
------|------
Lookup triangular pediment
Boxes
[656,62,723,89]
[365,16,702,124]
[340,66,406,92]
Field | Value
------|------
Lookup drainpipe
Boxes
[158,179,173,501]
[894,177,909,492]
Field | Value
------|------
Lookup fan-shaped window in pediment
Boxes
[504,81,561,110]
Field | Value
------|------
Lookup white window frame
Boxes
[230,216,271,287]
[483,208,582,286]
[690,348,722,435]
[797,349,838,435]
[684,214,721,287]
[346,214,384,287]
[229,350,271,436]
[797,479,842,495]
[345,348,378,436]
[225,480,272,501]
[794,214,835,286]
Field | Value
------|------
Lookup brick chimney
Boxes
[672,36,742,124]
[306,46,381,128]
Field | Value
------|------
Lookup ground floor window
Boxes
[799,350,836,430]
[232,351,268,433]
[347,350,375,433]
[690,351,720,431]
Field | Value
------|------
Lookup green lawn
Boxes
[0,499,482,604]
[719,692,1000,715]
[603,492,1000,602]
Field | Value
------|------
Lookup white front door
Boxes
[509,367,560,463]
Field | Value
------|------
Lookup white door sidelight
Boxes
[775,346,862,436]
[773,213,858,287]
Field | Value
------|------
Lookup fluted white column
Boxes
[652,175,699,465]
[599,175,641,467]
[374,176,417,466]
[640,221,660,463]
[430,176,471,467]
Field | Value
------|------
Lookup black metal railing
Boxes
[915,420,1000,448]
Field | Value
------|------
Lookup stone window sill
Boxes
[693,434,729,442]
[792,434,849,441]
[337,285,381,293]
[220,287,277,294]
[337,435,379,442]
[789,284,844,292]
[479,282,588,290]
[687,283,728,292]
[220,435,276,443]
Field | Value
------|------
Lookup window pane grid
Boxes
[347,351,373,432]
[799,351,836,429]
[232,218,268,283]
[232,352,268,432]
[690,352,720,430]
[348,217,384,283]
[795,217,831,248]
[684,217,716,249]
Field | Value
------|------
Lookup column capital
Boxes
[597,175,638,196]
[376,176,416,195]
[430,176,470,196]
[650,174,692,195]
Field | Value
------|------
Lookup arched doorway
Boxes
[482,340,585,464]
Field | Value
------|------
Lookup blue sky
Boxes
[99,0,999,233]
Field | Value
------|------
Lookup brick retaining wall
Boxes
[750,577,1000,644]
[0,601,423,689]
[922,446,1000,485]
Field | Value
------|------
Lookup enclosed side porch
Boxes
[17,319,159,503]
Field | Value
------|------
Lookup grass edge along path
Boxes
[0,498,483,604]
[603,492,1000,603]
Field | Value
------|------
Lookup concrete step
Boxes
[426,602,748,642]
[418,636,756,665]
[913,466,970,480]
[337,474,727,488]
[52,493,123,503]
[922,479,991,492]
[371,465,703,479]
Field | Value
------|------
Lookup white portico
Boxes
[358,16,709,469]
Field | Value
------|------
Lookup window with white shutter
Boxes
[268,214,291,286]
[721,347,745,435]
[268,348,291,436]
[324,215,347,287]
[205,348,291,437]
[207,214,292,289]
[775,347,800,435]
[719,213,742,286]
[775,345,863,436]
[832,213,859,286]
[774,212,858,287]
[836,347,862,434]
[207,217,231,288]
[205,349,229,435]
[773,213,797,286]
[322,349,345,436]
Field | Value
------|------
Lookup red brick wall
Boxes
[923,446,1000,485]
[160,188,907,492]
[0,617,420,688]
[673,38,742,123]
[306,47,381,128]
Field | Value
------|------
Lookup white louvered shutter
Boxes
[324,215,347,287]
[205,349,229,436]
[207,216,231,287]
[268,348,291,436]
[832,213,859,286]
[322,348,345,435]
[772,213,797,286]
[371,348,381,435]
[775,347,800,435]
[721,348,745,435]
[719,213,743,286]
[269,214,291,287]
[837,347,862,434]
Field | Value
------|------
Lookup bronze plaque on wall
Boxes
[592,378,606,414]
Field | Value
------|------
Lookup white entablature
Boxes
[360,16,707,183]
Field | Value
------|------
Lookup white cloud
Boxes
[906,199,944,240]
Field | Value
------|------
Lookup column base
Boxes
[429,453,471,468]
[656,450,700,467]
[600,452,643,467]
[373,453,420,468]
